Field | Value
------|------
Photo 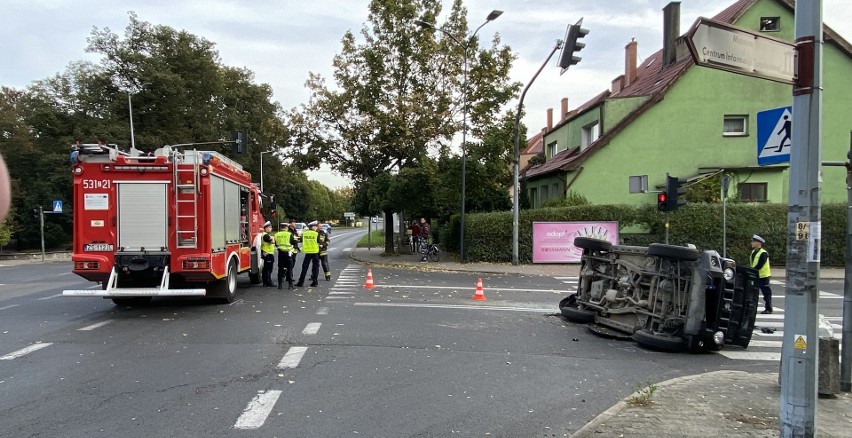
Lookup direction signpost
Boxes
[688,8,825,436]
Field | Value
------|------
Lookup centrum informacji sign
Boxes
[532,221,619,263]
[686,17,796,85]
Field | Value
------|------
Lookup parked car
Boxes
[559,237,760,353]
[294,222,307,237]
[321,224,331,236]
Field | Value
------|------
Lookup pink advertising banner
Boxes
[532,221,619,263]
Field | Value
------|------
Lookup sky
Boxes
[2,0,850,189]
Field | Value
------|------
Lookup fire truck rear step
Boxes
[63,266,206,297]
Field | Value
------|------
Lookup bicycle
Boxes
[418,242,439,262]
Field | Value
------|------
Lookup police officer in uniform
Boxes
[295,221,320,287]
[274,222,299,290]
[750,234,773,314]
[260,221,276,287]
[318,223,331,281]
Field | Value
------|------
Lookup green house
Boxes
[524,0,852,208]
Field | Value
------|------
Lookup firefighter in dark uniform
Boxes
[260,221,276,287]
[295,221,320,287]
[274,222,299,289]
[318,223,331,281]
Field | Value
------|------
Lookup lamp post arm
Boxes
[512,40,563,266]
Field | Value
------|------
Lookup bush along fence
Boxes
[440,203,848,266]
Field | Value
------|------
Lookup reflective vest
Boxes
[261,232,275,255]
[750,248,771,278]
[301,229,319,254]
[274,230,293,252]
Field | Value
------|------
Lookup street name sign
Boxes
[686,17,796,84]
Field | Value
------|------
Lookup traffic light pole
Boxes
[664,210,669,245]
[780,1,822,435]
[39,206,45,262]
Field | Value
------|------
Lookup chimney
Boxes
[560,98,569,121]
[547,108,553,130]
[611,75,625,93]
[624,39,637,87]
[663,2,681,66]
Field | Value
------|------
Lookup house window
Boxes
[723,115,748,136]
[547,141,558,158]
[529,188,538,208]
[629,175,648,194]
[760,17,780,32]
[739,182,767,202]
[581,121,600,149]
[552,183,559,198]
[540,185,550,202]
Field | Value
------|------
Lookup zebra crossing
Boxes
[325,264,362,300]
[554,276,578,292]
[720,307,844,361]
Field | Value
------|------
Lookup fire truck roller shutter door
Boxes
[118,183,168,251]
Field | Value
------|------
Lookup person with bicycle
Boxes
[418,218,431,262]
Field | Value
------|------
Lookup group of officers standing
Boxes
[260,219,331,290]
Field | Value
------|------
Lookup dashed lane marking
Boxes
[78,320,114,331]
[233,390,282,430]
[0,304,21,311]
[302,323,321,335]
[354,302,554,313]
[277,346,308,369]
[316,307,329,315]
[37,294,63,301]
[1,343,53,360]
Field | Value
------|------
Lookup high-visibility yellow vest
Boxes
[274,230,293,252]
[261,232,275,255]
[301,230,319,254]
[750,248,771,278]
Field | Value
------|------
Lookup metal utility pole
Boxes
[721,175,731,258]
[844,132,852,392]
[780,1,822,435]
[512,40,564,266]
[39,206,45,262]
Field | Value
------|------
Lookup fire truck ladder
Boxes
[174,150,199,248]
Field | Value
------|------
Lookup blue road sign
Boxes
[52,200,63,213]
[756,106,792,166]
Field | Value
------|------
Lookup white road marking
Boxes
[0,304,21,311]
[370,284,568,293]
[316,307,329,315]
[302,323,321,335]
[342,248,353,252]
[58,272,73,277]
[233,390,282,430]
[354,302,555,313]
[748,339,782,348]
[1,343,53,360]
[277,346,308,369]
[37,294,63,300]
[86,285,101,289]
[718,351,782,361]
[328,291,353,295]
[78,320,114,331]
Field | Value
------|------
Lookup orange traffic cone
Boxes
[473,278,486,300]
[364,269,375,289]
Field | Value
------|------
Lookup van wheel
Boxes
[574,237,612,252]
[111,297,152,307]
[648,243,700,261]
[559,294,595,323]
[633,329,686,352]
[211,260,237,304]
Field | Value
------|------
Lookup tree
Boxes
[288,0,518,254]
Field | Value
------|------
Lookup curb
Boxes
[569,370,748,438]
[347,251,570,277]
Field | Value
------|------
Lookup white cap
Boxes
[752,234,765,243]
[308,220,318,227]
[263,221,272,228]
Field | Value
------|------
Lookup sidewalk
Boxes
[350,247,852,437]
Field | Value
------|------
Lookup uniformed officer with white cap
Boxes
[295,221,320,287]
[749,234,772,313]
[260,221,276,287]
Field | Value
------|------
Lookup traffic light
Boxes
[557,18,589,74]
[231,131,247,154]
[657,193,667,211]
[33,208,40,220]
[665,175,688,211]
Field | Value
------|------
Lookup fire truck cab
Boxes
[63,143,266,305]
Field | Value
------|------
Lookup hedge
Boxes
[447,203,848,266]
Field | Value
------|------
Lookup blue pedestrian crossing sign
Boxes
[756,106,792,166]
[52,200,63,213]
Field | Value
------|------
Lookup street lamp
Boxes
[260,151,274,193]
[415,9,503,263]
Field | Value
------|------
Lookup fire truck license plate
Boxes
[84,244,114,252]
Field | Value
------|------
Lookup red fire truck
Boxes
[62,142,267,305]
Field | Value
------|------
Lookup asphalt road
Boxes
[0,230,847,437]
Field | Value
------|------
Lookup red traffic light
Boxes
[657,193,667,203]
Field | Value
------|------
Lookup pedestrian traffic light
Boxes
[557,18,589,75]
[665,175,688,211]
[657,193,667,211]
[33,208,40,220]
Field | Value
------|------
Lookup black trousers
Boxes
[277,250,294,286]
[297,252,320,285]
[262,252,275,286]
[758,277,772,310]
